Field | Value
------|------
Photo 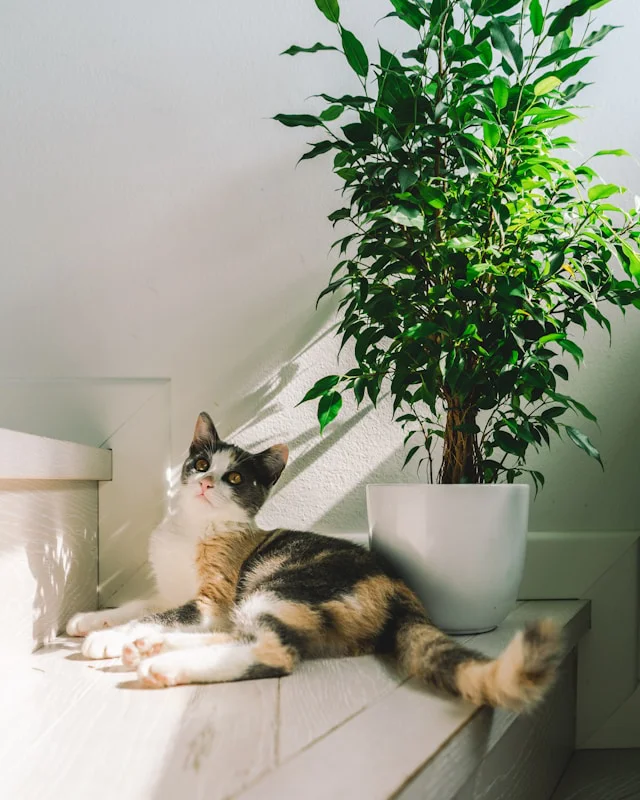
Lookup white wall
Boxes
[1,0,639,543]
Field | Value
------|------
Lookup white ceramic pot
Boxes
[366,484,529,634]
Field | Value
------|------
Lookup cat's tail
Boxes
[394,608,562,711]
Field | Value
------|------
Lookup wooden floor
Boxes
[0,600,589,800]
[552,750,640,800]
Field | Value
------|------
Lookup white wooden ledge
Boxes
[1,599,589,800]
[0,427,111,481]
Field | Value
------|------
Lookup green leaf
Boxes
[553,364,570,380]
[274,113,323,128]
[299,375,341,404]
[620,242,640,279]
[402,445,420,469]
[462,323,479,338]
[318,392,342,433]
[529,0,544,36]
[320,104,344,121]
[565,425,603,468]
[526,111,578,129]
[504,419,535,444]
[316,92,372,108]
[367,375,382,406]
[483,121,501,148]
[341,28,369,78]
[298,139,335,163]
[327,207,350,221]
[551,56,593,83]
[588,183,624,201]
[475,0,522,14]
[538,332,565,345]
[389,0,425,30]
[314,0,340,24]
[538,46,585,68]
[398,167,419,191]
[548,1,614,38]
[477,39,493,67]
[379,45,403,73]
[281,42,339,56]
[541,406,567,420]
[405,321,439,339]
[494,430,526,456]
[529,469,546,495]
[570,398,598,423]
[492,76,509,109]
[563,81,592,101]
[592,149,630,158]
[419,185,447,209]
[534,76,562,96]
[382,205,425,230]
[583,24,620,47]
[448,235,480,250]
[559,338,584,364]
[551,26,572,54]
[490,20,524,72]
[342,122,373,143]
[353,378,366,405]
[555,278,595,309]
[467,262,493,279]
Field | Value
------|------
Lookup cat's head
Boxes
[178,411,288,528]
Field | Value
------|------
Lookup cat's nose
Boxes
[199,477,214,492]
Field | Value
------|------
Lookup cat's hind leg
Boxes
[134,593,309,687]
[136,628,297,688]
[122,630,233,667]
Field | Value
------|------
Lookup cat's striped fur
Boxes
[69,413,561,709]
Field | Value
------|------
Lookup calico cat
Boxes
[67,412,561,707]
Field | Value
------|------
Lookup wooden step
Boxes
[1,600,589,800]
[0,427,111,481]
[0,428,112,653]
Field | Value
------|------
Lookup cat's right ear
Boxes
[258,443,289,487]
[192,412,219,446]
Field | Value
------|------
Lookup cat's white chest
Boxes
[148,518,199,607]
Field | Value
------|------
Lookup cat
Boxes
[67,412,561,707]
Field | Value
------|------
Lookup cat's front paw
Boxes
[82,629,129,659]
[66,611,113,637]
[138,652,189,688]
[122,635,166,668]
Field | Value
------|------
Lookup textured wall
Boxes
[0,0,638,535]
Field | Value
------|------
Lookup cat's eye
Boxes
[194,459,210,472]
[226,471,243,485]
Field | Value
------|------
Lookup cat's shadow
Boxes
[116,679,148,690]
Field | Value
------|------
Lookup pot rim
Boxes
[366,482,530,491]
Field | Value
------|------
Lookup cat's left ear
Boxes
[258,444,289,487]
[192,412,219,446]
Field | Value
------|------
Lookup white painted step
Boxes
[0,428,112,653]
[1,600,589,800]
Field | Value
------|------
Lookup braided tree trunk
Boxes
[438,404,482,484]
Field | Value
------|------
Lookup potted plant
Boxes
[276,0,640,632]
